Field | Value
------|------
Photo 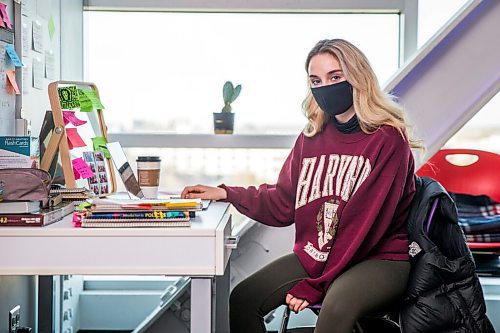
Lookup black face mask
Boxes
[311,81,353,117]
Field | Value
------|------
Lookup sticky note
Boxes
[48,16,55,40]
[63,111,87,126]
[58,86,80,109]
[0,3,12,29]
[77,201,91,210]
[92,136,110,159]
[82,90,105,109]
[78,89,94,112]
[0,12,5,28]
[66,128,87,149]
[72,157,94,180]
[5,70,20,95]
[5,44,24,67]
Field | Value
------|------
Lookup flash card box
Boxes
[0,136,40,168]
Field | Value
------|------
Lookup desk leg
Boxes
[215,266,230,333]
[191,278,212,333]
[38,276,54,333]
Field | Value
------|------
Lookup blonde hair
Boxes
[302,39,424,150]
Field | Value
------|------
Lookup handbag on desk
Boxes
[0,168,52,207]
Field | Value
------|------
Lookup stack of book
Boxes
[0,200,74,227]
[50,186,93,204]
[80,198,203,228]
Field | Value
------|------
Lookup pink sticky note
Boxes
[72,166,82,180]
[63,111,87,127]
[72,157,94,180]
[0,3,12,29]
[66,128,87,149]
[5,70,20,95]
[0,11,5,28]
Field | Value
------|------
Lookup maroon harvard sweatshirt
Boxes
[219,122,415,304]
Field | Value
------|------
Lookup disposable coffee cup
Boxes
[136,156,161,199]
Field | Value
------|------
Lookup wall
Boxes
[21,0,61,136]
[0,1,83,332]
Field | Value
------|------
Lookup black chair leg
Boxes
[279,307,291,333]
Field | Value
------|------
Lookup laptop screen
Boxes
[106,142,144,199]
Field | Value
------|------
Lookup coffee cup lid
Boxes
[137,156,161,162]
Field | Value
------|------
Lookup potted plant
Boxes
[213,81,242,134]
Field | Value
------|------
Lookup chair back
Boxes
[417,149,500,250]
[417,149,500,202]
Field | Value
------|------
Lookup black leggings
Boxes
[229,253,410,333]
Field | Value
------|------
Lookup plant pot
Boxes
[213,112,235,134]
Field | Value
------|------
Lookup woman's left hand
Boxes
[286,293,310,313]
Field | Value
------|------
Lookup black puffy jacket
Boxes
[400,176,495,333]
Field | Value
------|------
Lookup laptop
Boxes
[106,142,145,199]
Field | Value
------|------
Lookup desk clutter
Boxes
[0,170,74,226]
[74,197,203,228]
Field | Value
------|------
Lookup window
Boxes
[445,93,500,154]
[85,12,399,134]
[417,0,470,48]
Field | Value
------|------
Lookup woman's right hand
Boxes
[181,185,227,201]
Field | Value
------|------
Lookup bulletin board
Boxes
[40,80,116,195]
[0,29,15,121]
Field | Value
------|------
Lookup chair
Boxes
[416,149,500,275]
[278,198,440,333]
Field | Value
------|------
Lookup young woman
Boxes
[181,39,422,333]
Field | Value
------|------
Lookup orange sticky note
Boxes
[5,70,20,95]
[66,128,87,149]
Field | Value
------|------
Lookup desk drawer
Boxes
[215,213,233,275]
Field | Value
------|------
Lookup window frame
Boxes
[84,0,416,149]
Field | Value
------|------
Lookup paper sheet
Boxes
[22,22,32,55]
[22,62,31,94]
[32,56,43,89]
[32,20,44,52]
[66,128,87,149]
[45,50,55,79]
[21,0,34,17]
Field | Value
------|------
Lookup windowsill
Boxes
[108,133,297,149]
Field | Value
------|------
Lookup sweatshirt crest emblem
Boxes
[316,199,340,249]
[303,199,340,262]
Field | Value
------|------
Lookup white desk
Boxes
[0,202,233,333]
